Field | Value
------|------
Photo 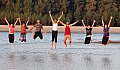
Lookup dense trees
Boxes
[0,0,119,26]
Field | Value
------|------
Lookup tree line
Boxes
[0,0,120,26]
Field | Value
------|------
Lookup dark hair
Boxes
[9,23,14,27]
[88,25,91,27]
[104,24,108,27]
[22,21,26,25]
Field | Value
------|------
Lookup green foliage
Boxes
[0,0,119,26]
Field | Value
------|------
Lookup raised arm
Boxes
[101,16,104,27]
[14,18,19,26]
[29,26,35,32]
[42,28,47,35]
[82,20,86,28]
[57,11,63,23]
[59,20,66,26]
[26,17,30,26]
[108,16,113,27]
[70,20,79,27]
[91,20,96,28]
[18,18,22,27]
[5,17,9,27]
[49,10,54,23]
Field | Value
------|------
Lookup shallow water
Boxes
[0,32,120,70]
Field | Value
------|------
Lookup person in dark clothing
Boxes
[29,20,47,40]
[82,20,96,44]
[101,16,113,45]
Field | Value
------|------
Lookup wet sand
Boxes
[0,42,120,70]
[0,25,120,34]
[0,32,120,70]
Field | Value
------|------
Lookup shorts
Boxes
[34,31,43,39]
[52,30,58,42]
[9,34,14,43]
[84,37,91,44]
[102,37,109,45]
[21,33,26,42]
[64,35,71,41]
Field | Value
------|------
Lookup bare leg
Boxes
[64,41,67,48]
[64,36,67,48]
[69,41,71,47]
[19,34,21,41]
[51,41,53,49]
[68,35,71,47]
[55,42,57,49]
[32,32,34,39]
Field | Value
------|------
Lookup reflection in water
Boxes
[84,56,93,65]
[50,54,58,62]
[20,55,27,61]
[84,56,93,69]
[61,54,73,70]
[63,54,72,62]
[102,57,111,68]
[8,53,15,69]
[34,55,44,63]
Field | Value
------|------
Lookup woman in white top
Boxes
[49,10,63,49]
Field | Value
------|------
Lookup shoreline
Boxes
[0,25,119,34]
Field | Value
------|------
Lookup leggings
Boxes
[34,31,43,40]
[102,37,109,45]
[84,37,91,44]
[9,34,14,43]
[52,30,58,42]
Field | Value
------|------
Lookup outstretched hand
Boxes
[93,20,96,23]
[29,30,31,32]
[28,17,30,19]
[45,32,47,35]
[110,16,113,20]
[62,11,63,15]
[5,17,7,20]
[101,16,103,19]
[49,10,51,14]
[82,20,84,23]
[16,18,19,20]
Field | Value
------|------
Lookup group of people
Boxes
[4,11,113,49]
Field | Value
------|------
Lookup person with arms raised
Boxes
[59,19,79,48]
[82,19,96,44]
[49,10,63,49]
[29,19,47,40]
[101,16,113,45]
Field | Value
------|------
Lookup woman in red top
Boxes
[59,20,79,48]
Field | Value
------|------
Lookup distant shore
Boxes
[0,25,120,34]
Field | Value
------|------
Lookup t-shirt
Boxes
[9,26,15,34]
[21,26,27,33]
[86,28,92,35]
[34,23,43,32]
[103,27,109,37]
[65,25,71,35]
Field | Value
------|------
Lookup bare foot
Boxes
[108,40,112,42]
[102,44,107,46]
[51,45,53,49]
[19,38,21,41]
[32,32,34,38]
[54,46,56,49]
[69,44,71,47]
[64,45,67,48]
